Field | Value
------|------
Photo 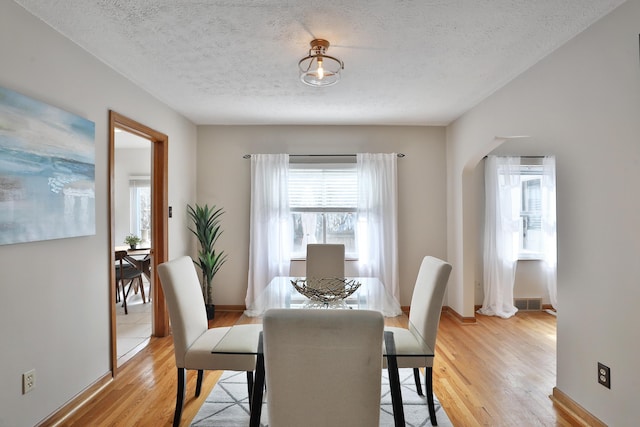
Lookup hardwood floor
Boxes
[57,310,574,426]
[433,311,575,426]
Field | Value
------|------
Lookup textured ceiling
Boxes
[15,0,625,125]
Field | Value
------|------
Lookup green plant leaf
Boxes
[187,203,227,305]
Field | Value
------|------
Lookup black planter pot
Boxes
[206,304,215,320]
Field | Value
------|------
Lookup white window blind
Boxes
[289,164,357,209]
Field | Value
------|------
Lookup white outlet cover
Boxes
[22,369,36,394]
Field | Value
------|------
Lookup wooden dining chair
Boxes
[383,255,452,426]
[306,243,345,278]
[114,250,145,315]
[263,308,384,427]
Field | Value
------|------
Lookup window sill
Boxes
[518,254,544,261]
[291,257,359,262]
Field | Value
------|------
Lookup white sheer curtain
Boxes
[356,153,400,307]
[246,154,292,309]
[541,156,558,309]
[479,156,520,318]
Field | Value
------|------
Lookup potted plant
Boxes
[187,203,228,319]
[124,233,142,249]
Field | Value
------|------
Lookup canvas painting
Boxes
[0,86,95,245]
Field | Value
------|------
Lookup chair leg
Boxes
[249,335,266,427]
[246,371,254,408]
[121,279,130,314]
[413,367,424,396]
[139,276,146,303]
[115,279,121,303]
[425,367,437,426]
[173,368,186,427]
[195,369,204,397]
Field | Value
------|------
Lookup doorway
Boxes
[113,128,152,366]
[109,111,169,376]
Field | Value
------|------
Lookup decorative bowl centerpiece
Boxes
[291,277,362,303]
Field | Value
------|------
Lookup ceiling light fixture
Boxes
[298,39,344,87]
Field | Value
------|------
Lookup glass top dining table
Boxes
[212,276,434,427]
[245,276,404,317]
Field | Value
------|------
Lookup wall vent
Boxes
[514,298,542,311]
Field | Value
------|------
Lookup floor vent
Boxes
[514,298,542,311]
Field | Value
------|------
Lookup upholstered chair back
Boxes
[263,308,384,427]
[408,256,452,365]
[306,243,345,278]
[157,256,208,368]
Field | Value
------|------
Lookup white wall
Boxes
[447,0,640,423]
[0,2,197,425]
[196,125,447,307]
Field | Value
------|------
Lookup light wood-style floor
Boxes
[58,310,574,426]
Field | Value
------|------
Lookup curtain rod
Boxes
[243,153,405,159]
[483,155,547,159]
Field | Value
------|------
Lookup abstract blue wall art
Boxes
[0,86,95,245]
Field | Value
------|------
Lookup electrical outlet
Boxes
[22,369,36,394]
[598,362,610,389]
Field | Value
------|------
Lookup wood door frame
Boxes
[108,111,170,376]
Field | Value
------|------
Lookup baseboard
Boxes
[550,387,607,427]
[216,305,247,312]
[36,372,112,427]
[443,306,477,324]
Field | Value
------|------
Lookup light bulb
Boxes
[317,57,324,80]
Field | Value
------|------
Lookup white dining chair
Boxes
[263,308,384,427]
[157,256,259,427]
[384,255,452,426]
[306,243,345,278]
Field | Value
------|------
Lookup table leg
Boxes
[249,333,265,427]
[384,331,406,427]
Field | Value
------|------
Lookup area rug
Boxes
[191,368,453,427]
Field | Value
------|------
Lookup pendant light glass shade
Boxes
[298,39,344,87]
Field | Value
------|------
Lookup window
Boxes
[129,177,151,245]
[289,163,357,258]
[518,165,544,259]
